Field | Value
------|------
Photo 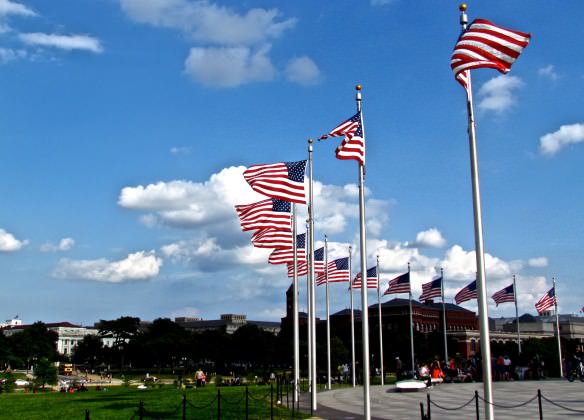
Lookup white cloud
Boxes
[285,56,321,86]
[527,257,548,268]
[0,47,26,63]
[118,166,266,229]
[478,75,524,114]
[184,45,275,87]
[53,251,162,283]
[370,0,395,5]
[170,146,192,155]
[119,0,296,45]
[538,64,558,81]
[40,237,75,252]
[0,228,28,252]
[0,0,36,17]
[539,123,584,156]
[413,228,446,248]
[18,33,103,53]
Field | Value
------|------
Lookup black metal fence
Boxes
[420,389,584,419]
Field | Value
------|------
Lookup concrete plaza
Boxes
[305,379,584,419]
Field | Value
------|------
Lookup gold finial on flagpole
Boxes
[459,3,467,11]
[355,84,362,91]
[308,138,313,144]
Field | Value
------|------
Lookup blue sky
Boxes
[0,0,583,326]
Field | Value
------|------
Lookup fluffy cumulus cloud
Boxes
[285,56,321,86]
[0,228,28,252]
[40,237,75,252]
[539,123,584,156]
[119,0,319,88]
[412,228,446,248]
[18,33,103,53]
[527,257,548,268]
[184,45,275,87]
[478,75,524,114]
[53,251,162,283]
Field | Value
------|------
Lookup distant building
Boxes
[1,320,114,355]
[175,314,280,335]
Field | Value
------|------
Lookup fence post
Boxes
[475,390,479,420]
[85,408,90,420]
[217,388,221,420]
[271,382,274,420]
[139,400,144,420]
[245,386,249,420]
[427,393,431,420]
[420,402,426,419]
[538,389,543,420]
[182,394,187,420]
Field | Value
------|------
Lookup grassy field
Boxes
[0,384,308,419]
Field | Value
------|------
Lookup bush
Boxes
[0,371,16,393]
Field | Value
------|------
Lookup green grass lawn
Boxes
[0,384,308,419]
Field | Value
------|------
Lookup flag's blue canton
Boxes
[467,280,477,291]
[297,233,306,249]
[272,199,291,213]
[314,247,324,261]
[354,115,363,138]
[335,257,349,270]
[285,161,307,183]
[430,278,442,288]
[367,266,376,277]
[503,285,514,294]
[547,288,555,298]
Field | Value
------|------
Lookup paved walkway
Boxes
[301,380,584,419]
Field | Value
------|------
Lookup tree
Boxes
[33,358,57,389]
[72,335,104,369]
[10,322,58,368]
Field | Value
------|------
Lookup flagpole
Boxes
[407,263,415,374]
[459,6,494,419]
[292,204,300,404]
[441,268,449,365]
[513,275,521,354]
[349,245,356,388]
[306,221,312,401]
[377,255,384,385]
[356,85,371,420]
[325,236,331,390]
[554,277,563,378]
[308,139,317,412]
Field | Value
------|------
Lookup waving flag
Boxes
[419,277,442,302]
[268,233,305,265]
[492,284,515,306]
[455,280,478,305]
[235,199,291,232]
[316,257,349,285]
[535,287,556,313]
[383,272,410,295]
[251,229,292,249]
[319,112,365,165]
[286,247,325,278]
[243,161,307,204]
[352,267,378,289]
[451,18,531,89]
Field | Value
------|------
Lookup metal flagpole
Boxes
[305,221,312,400]
[458,6,494,419]
[407,263,415,374]
[325,236,331,390]
[356,84,371,420]
[377,255,384,385]
[441,268,449,365]
[349,245,356,388]
[513,275,521,354]
[554,277,563,378]
[308,139,317,412]
[292,204,300,404]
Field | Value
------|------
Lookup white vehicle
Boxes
[14,379,29,386]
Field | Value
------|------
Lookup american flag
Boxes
[351,266,378,289]
[319,112,365,165]
[492,284,515,306]
[316,257,349,285]
[268,233,306,265]
[383,272,410,295]
[419,277,442,302]
[455,280,478,305]
[535,287,556,314]
[451,18,531,89]
[235,199,291,232]
[286,247,325,278]
[251,229,292,249]
[243,161,307,204]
